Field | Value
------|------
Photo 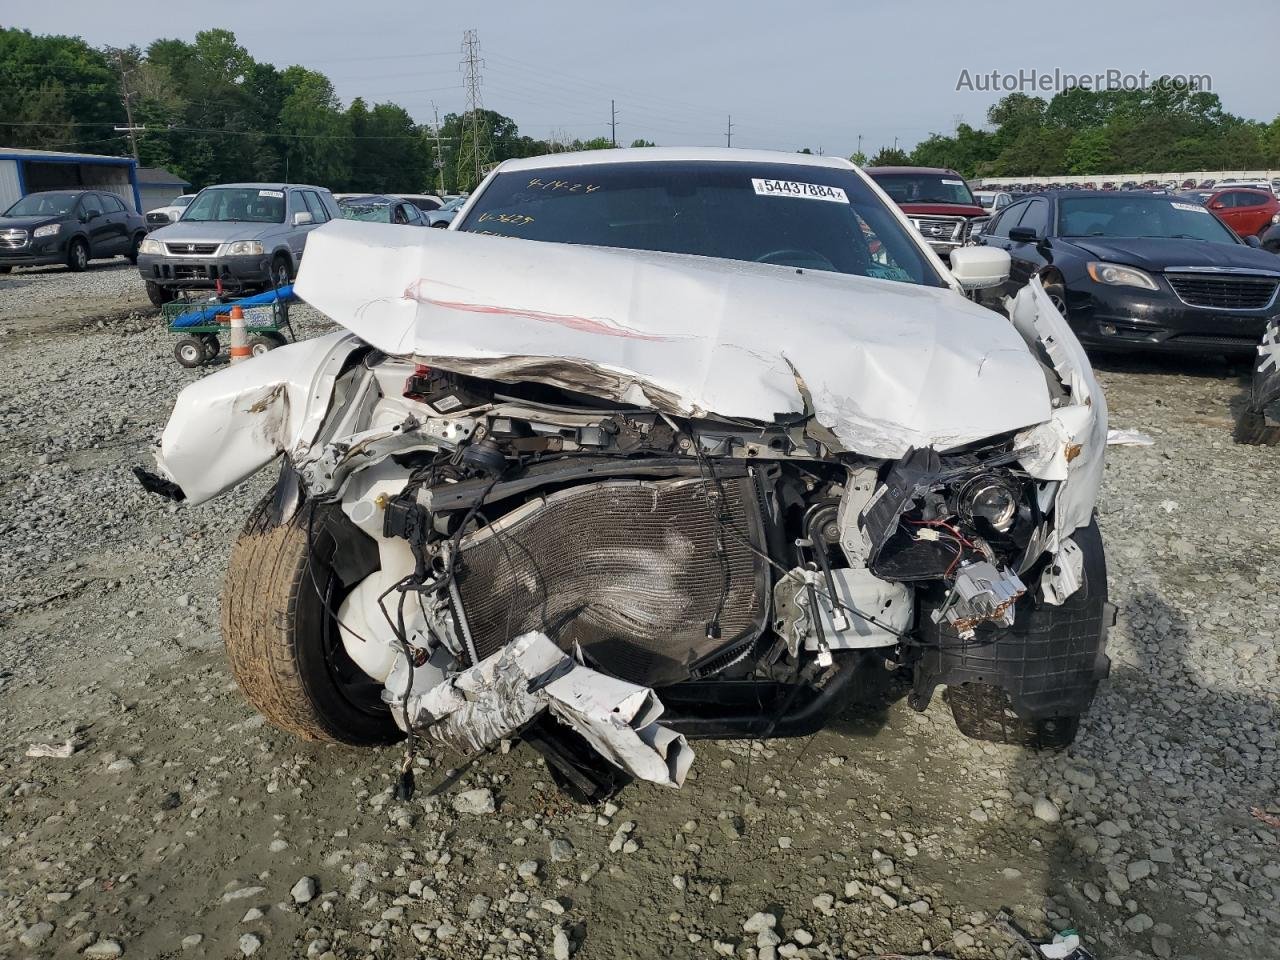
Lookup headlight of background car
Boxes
[225,240,264,256]
[952,473,1022,533]
[1086,261,1158,290]
[32,223,61,238]
[139,239,164,255]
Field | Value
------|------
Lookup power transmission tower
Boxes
[726,115,734,148]
[430,100,446,194]
[113,49,143,161]
[458,29,491,189]
[610,100,617,147]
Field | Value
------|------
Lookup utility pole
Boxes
[893,135,899,152]
[459,29,491,190]
[726,114,734,148]
[610,99,617,147]
[113,49,142,161]
[857,133,862,155]
[430,100,446,195]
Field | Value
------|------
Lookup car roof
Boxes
[863,166,960,176]
[202,183,327,191]
[494,146,855,173]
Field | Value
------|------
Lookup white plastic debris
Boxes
[26,739,82,759]
[1039,931,1084,959]
[1106,428,1154,446]
[413,632,693,787]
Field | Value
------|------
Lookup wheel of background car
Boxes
[145,280,176,307]
[128,233,144,265]
[262,331,288,350]
[432,220,448,228]
[753,248,836,270]
[174,337,207,368]
[67,238,88,272]
[247,334,277,357]
[0,265,11,274]
[200,334,220,360]
[272,254,293,287]
[1043,280,1069,317]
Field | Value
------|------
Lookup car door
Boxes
[1229,191,1268,236]
[976,200,1028,304]
[284,190,314,261]
[297,191,332,261]
[76,193,112,257]
[1007,198,1051,289]
[1208,191,1240,231]
[100,194,131,253]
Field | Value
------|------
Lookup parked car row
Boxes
[0,190,148,273]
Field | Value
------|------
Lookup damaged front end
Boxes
[140,225,1110,796]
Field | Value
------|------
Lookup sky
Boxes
[6,0,1277,155]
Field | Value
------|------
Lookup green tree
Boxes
[630,138,656,148]
[870,146,910,165]
[278,66,351,187]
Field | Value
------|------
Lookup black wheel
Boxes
[222,493,397,745]
[146,280,175,307]
[262,331,288,349]
[1234,408,1280,445]
[127,233,145,265]
[432,220,449,228]
[0,265,11,274]
[1043,280,1068,317]
[174,336,207,368]
[200,334,220,361]
[247,333,277,357]
[67,238,89,272]
[271,254,293,288]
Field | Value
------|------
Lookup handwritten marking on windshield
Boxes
[401,279,685,341]
[527,177,601,193]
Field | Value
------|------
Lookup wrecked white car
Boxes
[138,149,1111,800]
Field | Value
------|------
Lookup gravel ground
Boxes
[0,272,1277,960]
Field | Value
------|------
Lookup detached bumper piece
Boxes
[404,632,693,789]
[910,521,1111,737]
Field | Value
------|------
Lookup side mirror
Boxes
[79,211,91,223]
[1245,235,1262,249]
[1210,201,1225,210]
[949,245,1011,290]
[292,211,314,226]
[1008,226,1040,244]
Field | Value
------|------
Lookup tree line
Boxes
[4,28,1277,193]
[0,27,650,194]
[875,82,1280,178]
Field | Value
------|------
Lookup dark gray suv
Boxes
[0,190,148,273]
[137,183,340,305]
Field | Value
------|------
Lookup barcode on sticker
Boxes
[752,179,848,203]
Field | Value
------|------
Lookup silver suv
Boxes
[137,183,340,305]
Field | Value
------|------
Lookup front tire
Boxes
[146,280,175,307]
[127,232,145,264]
[67,238,89,272]
[222,494,398,746]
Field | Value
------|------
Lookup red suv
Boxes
[1206,188,1280,239]
[864,166,987,262]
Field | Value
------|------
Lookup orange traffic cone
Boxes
[228,306,251,364]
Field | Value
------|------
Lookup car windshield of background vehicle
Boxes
[870,172,977,206]
[339,200,394,223]
[181,188,286,224]
[4,192,80,217]
[457,161,946,287]
[1059,196,1240,244]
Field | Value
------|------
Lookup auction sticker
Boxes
[1171,201,1209,214]
[259,189,284,198]
[752,179,848,203]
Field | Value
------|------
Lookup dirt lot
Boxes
[1,263,1277,960]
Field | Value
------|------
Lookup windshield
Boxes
[457,161,944,286]
[4,192,81,217]
[1059,196,1240,244]
[181,187,285,224]
[973,192,998,211]
[174,196,195,207]
[441,197,467,212]
[340,199,394,223]
[870,172,976,206]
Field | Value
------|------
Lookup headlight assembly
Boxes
[139,239,164,256]
[33,223,61,238]
[953,473,1021,533]
[225,240,264,256]
[1086,261,1158,290]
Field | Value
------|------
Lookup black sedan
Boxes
[0,190,148,273]
[977,191,1280,356]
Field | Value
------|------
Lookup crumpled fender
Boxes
[153,331,365,505]
[1007,277,1108,558]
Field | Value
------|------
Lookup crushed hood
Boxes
[294,220,1052,458]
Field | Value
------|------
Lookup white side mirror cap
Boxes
[293,211,315,226]
[949,245,1010,290]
